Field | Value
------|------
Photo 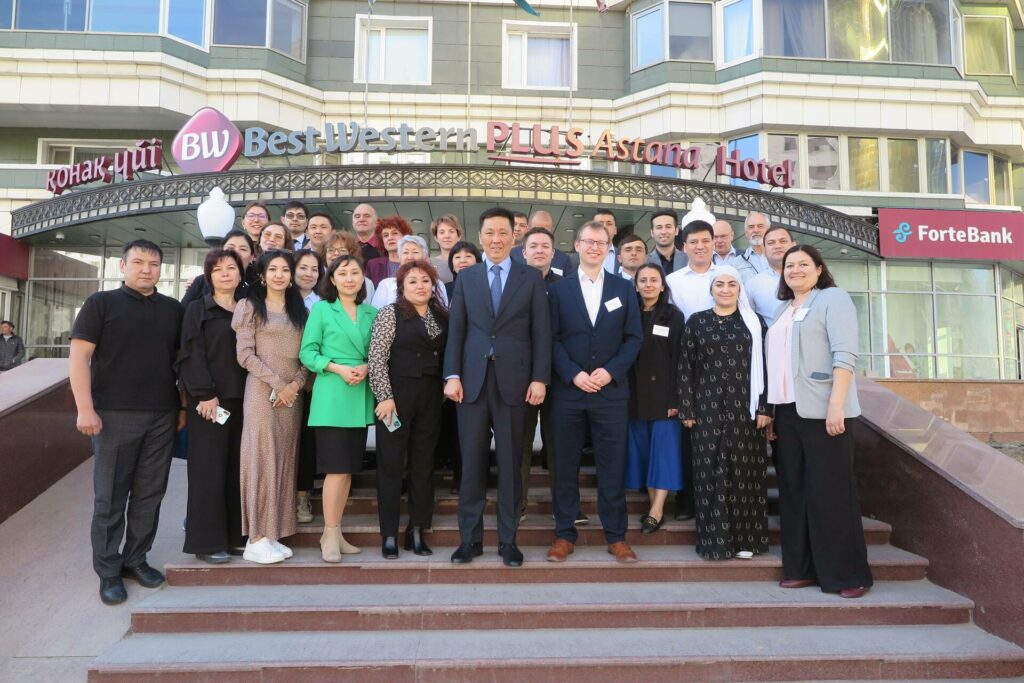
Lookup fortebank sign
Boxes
[879,208,1024,261]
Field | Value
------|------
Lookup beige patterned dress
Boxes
[232,299,308,541]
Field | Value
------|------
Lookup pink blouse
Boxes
[767,303,798,404]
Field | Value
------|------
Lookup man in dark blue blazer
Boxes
[545,221,643,564]
[443,207,552,567]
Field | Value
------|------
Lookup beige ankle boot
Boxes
[320,525,342,563]
[338,530,362,555]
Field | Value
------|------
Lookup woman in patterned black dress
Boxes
[677,265,772,560]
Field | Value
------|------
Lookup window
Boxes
[214,0,266,47]
[720,0,756,65]
[39,139,137,165]
[890,0,951,65]
[807,135,840,190]
[728,134,760,188]
[827,0,889,62]
[168,0,207,46]
[964,15,1010,75]
[951,5,963,72]
[950,142,961,194]
[763,0,825,58]
[925,138,947,193]
[90,0,160,33]
[993,157,1011,205]
[505,22,575,90]
[669,2,712,61]
[632,6,664,70]
[963,150,989,203]
[270,0,304,59]
[887,138,919,193]
[0,0,12,29]
[356,16,431,85]
[15,0,86,30]
[766,134,800,188]
[848,137,879,191]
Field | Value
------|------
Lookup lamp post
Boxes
[197,187,236,246]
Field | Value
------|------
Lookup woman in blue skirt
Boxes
[626,264,684,533]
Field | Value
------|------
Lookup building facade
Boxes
[1,0,1023,379]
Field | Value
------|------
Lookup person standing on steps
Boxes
[69,239,184,605]
[444,207,551,568]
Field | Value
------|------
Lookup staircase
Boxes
[89,466,1024,681]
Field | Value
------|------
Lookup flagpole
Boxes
[568,0,574,131]
[363,0,374,163]
[466,0,473,164]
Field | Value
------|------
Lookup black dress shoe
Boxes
[99,577,127,605]
[640,515,664,534]
[196,552,231,564]
[381,536,399,559]
[403,526,433,556]
[450,542,483,564]
[121,562,165,588]
[499,543,524,567]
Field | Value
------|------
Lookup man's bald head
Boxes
[529,210,554,232]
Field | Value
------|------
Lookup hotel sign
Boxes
[46,139,163,196]
[879,208,1024,260]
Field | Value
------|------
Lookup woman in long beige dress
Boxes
[232,249,309,564]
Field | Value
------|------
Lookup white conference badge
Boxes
[604,297,622,312]
[551,267,564,276]
[793,308,809,322]
[652,325,670,337]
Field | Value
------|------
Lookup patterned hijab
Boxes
[710,265,764,421]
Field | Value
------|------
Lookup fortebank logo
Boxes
[172,107,242,174]
[893,222,913,243]
[892,219,1013,246]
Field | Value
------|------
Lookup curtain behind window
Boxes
[891,0,949,64]
[763,0,825,58]
[528,35,571,87]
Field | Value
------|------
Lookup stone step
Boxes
[164,544,927,587]
[284,513,890,548]
[88,624,1024,681]
[131,579,972,634]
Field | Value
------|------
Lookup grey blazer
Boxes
[770,287,860,420]
[645,249,688,272]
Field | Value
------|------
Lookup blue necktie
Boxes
[490,264,503,315]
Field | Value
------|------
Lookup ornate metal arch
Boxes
[12,164,879,254]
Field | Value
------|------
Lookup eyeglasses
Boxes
[284,212,306,219]
[578,239,609,249]
[244,212,267,220]
[326,248,346,255]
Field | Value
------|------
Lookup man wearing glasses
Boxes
[282,201,310,251]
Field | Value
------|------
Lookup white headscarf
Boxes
[710,265,764,421]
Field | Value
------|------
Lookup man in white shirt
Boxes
[615,234,647,281]
[746,226,796,325]
[665,221,717,321]
[729,212,771,283]
[712,220,737,265]
[282,201,309,251]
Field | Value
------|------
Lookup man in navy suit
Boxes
[444,207,552,567]
[545,221,643,564]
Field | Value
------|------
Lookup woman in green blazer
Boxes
[299,255,378,563]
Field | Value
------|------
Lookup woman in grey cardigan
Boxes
[765,245,873,599]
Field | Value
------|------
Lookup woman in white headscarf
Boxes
[677,264,771,561]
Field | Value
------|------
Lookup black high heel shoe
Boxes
[404,526,433,556]
[381,536,399,559]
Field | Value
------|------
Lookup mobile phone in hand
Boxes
[215,406,231,424]
[385,411,402,432]
[269,389,278,403]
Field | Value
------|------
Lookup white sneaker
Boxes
[269,539,293,559]
[735,550,754,560]
[243,538,285,564]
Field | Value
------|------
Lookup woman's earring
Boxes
[287,281,293,288]
[260,277,267,286]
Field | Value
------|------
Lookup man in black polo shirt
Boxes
[69,239,184,605]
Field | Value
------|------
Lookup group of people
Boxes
[68,198,873,606]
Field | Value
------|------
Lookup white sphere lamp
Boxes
[197,187,236,245]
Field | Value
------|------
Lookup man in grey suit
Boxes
[646,208,688,275]
[444,207,552,567]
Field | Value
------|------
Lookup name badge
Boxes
[604,297,622,312]
[551,267,564,276]
[793,308,809,322]
[652,325,670,337]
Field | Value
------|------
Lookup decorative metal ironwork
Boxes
[11,164,879,254]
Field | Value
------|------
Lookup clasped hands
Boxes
[272,381,302,408]
[573,368,612,393]
[329,362,368,387]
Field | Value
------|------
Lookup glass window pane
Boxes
[15,0,85,30]
[925,138,947,193]
[891,0,951,64]
[869,292,885,352]
[179,249,207,283]
[808,135,840,190]
[887,354,935,379]
[936,356,999,379]
[0,0,10,30]
[383,28,429,83]
[763,0,825,58]
[31,248,102,279]
[728,134,759,188]
[850,292,871,356]
[936,295,997,356]
[848,137,880,192]
[722,0,754,63]
[634,7,664,69]
[829,259,868,291]
[950,142,961,194]
[827,0,889,61]
[886,262,931,291]
[887,139,920,193]
[168,0,207,46]
[766,135,800,189]
[1004,359,1019,381]
[527,35,570,88]
[963,151,990,203]
[1015,273,1024,304]
[270,0,304,58]
[669,2,713,61]
[1000,267,1014,300]
[868,259,882,290]
[993,157,1011,205]
[89,0,159,33]
[934,263,994,294]
[1001,301,1016,370]
[27,280,99,349]
[507,32,524,86]
[213,0,266,47]
[886,292,934,357]
[964,16,1010,75]
[951,8,963,72]
[366,28,382,81]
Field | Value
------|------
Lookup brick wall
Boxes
[876,380,1024,442]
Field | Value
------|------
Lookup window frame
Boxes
[962,13,1013,77]
[630,3,665,72]
[87,0,163,36]
[211,0,306,61]
[502,19,578,92]
[353,14,433,86]
[36,137,141,166]
[716,0,760,69]
[630,0,715,73]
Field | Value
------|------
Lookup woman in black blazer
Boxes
[368,259,449,558]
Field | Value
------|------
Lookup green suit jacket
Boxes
[300,299,378,427]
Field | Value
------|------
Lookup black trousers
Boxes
[551,395,629,544]
[456,362,526,545]
[773,403,874,592]
[296,390,317,492]
[375,375,443,537]
[520,396,554,503]
[91,409,176,578]
[676,425,695,512]
[183,398,244,554]
[435,398,462,484]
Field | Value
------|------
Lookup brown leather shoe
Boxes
[839,586,869,599]
[546,539,574,563]
[779,579,816,589]
[607,542,638,564]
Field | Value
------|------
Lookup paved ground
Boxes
[0,457,188,683]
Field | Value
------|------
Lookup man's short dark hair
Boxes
[651,209,678,227]
[122,239,163,262]
[764,225,792,241]
[307,212,334,228]
[512,211,528,222]
[479,207,515,230]
[594,208,615,219]
[522,226,555,246]
[0,320,13,329]
[681,220,714,242]
[283,200,309,217]
[618,233,647,252]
